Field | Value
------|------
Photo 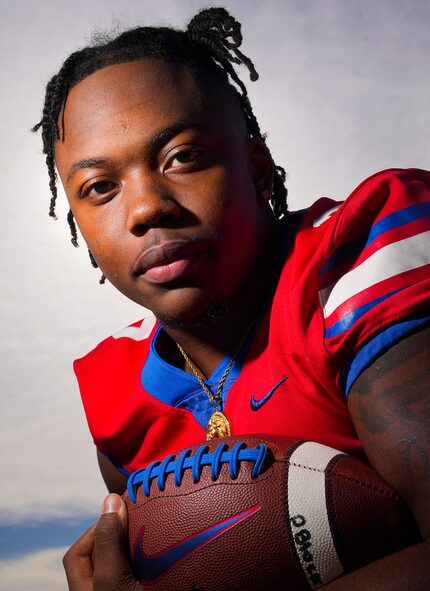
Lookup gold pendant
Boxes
[206,410,231,440]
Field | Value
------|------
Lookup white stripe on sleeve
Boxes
[320,230,430,318]
[113,315,156,340]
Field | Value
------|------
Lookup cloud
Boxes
[0,547,68,591]
[0,517,97,560]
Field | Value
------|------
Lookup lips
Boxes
[133,240,208,284]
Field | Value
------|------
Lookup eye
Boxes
[164,146,204,172]
[80,179,119,201]
[174,149,201,164]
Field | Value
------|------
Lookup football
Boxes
[123,435,420,591]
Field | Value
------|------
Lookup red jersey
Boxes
[74,169,430,475]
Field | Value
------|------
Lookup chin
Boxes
[154,295,230,330]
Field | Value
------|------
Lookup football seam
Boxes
[288,461,401,500]
[325,457,347,572]
[127,462,277,511]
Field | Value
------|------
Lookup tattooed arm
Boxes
[322,323,430,590]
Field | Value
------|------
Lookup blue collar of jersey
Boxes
[140,325,254,429]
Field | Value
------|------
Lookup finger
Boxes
[63,523,96,591]
[93,494,139,591]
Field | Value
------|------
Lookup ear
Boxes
[247,137,275,199]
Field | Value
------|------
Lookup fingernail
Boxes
[101,493,121,514]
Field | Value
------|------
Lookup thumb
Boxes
[92,494,138,591]
[100,492,128,530]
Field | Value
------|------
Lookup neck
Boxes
[160,223,282,377]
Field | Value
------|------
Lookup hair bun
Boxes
[187,7,242,48]
[186,7,258,81]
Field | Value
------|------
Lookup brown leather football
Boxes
[123,435,420,590]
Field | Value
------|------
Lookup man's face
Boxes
[55,59,273,325]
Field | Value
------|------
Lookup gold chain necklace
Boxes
[176,325,252,440]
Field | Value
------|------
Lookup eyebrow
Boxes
[149,121,207,148]
[66,121,208,183]
[67,157,113,183]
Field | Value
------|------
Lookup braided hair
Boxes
[33,8,288,282]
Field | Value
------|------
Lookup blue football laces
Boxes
[127,440,268,502]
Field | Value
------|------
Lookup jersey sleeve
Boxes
[72,315,207,472]
[73,316,158,461]
[317,168,430,395]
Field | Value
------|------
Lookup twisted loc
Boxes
[187,7,259,81]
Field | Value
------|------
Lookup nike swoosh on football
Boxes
[250,375,289,411]
[133,504,261,582]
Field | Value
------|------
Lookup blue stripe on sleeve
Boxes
[324,286,407,339]
[319,234,367,276]
[365,202,430,247]
[343,313,430,396]
[320,202,430,276]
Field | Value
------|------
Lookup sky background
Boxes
[1,0,429,588]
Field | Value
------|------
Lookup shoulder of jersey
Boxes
[74,314,158,377]
[111,315,158,342]
[307,167,430,374]
[300,168,430,231]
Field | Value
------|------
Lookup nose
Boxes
[125,177,182,235]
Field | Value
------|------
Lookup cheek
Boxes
[203,183,265,289]
[72,206,124,266]
[196,165,253,225]
[217,172,262,237]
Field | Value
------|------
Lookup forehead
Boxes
[58,58,246,151]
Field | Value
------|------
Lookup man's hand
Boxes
[63,494,141,591]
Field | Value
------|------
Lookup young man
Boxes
[34,8,430,590]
